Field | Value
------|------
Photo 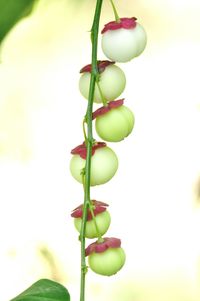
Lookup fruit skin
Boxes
[70,146,118,186]
[79,64,126,103]
[74,211,111,238]
[101,23,147,62]
[95,105,135,142]
[88,247,126,276]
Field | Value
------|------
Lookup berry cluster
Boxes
[70,14,147,277]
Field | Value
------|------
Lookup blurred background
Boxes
[0,0,200,300]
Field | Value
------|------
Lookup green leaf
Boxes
[10,279,70,301]
[0,0,36,44]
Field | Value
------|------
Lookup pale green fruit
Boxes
[88,247,126,276]
[74,211,111,238]
[101,23,147,62]
[70,147,118,186]
[95,105,135,142]
[118,106,135,133]
[79,65,126,103]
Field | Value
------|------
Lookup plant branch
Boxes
[109,0,120,22]
[87,202,104,242]
[82,117,87,142]
[96,80,108,106]
[79,1,103,301]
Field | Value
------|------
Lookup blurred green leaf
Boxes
[0,0,36,44]
[10,279,70,301]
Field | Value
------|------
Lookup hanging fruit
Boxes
[86,237,126,276]
[71,201,111,239]
[93,99,135,142]
[79,60,126,103]
[70,142,118,186]
[101,17,147,62]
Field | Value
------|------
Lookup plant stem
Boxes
[82,117,87,143]
[109,0,120,22]
[81,174,103,242]
[87,202,104,242]
[96,80,108,107]
[79,1,103,301]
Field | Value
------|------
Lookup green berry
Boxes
[70,146,118,186]
[74,211,111,238]
[102,21,147,63]
[79,64,126,103]
[95,105,135,142]
[88,247,126,276]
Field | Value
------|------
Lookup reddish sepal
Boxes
[85,237,121,256]
[71,141,107,159]
[80,60,115,74]
[92,99,124,120]
[71,200,109,221]
[101,17,137,34]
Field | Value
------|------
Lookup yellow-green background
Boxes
[0,0,200,300]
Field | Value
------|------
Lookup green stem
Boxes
[96,80,108,107]
[82,172,103,242]
[79,1,103,301]
[109,0,120,22]
[82,117,87,143]
[87,202,104,242]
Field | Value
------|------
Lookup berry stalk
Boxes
[79,1,103,301]
[109,0,120,22]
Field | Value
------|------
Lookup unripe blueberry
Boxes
[71,201,111,238]
[93,99,135,142]
[79,61,126,103]
[70,142,118,186]
[86,237,126,276]
[101,17,147,62]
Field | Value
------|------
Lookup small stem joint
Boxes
[81,265,88,275]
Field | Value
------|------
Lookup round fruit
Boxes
[74,211,111,238]
[89,247,125,276]
[79,61,126,103]
[71,200,111,239]
[86,238,126,276]
[70,142,118,186]
[101,17,147,63]
[94,100,135,142]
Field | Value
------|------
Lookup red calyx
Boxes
[71,200,109,221]
[85,237,121,256]
[71,141,107,159]
[80,60,115,74]
[92,99,124,120]
[101,17,137,34]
